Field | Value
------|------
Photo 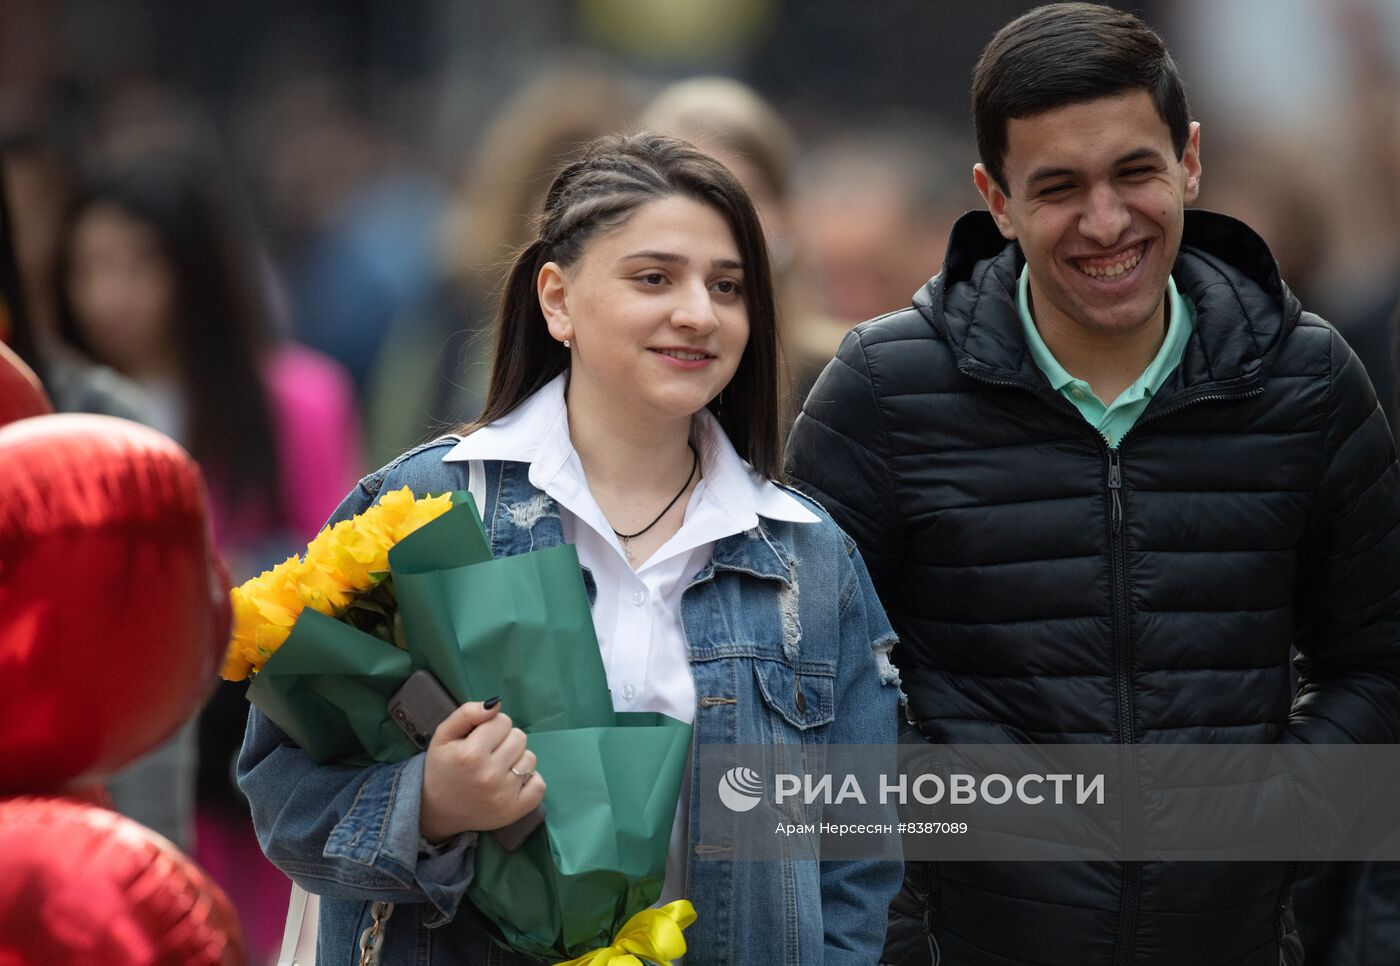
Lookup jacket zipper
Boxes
[1106,444,1139,966]
[958,367,1266,965]
[1275,860,1298,936]
[924,742,943,957]
[1108,448,1123,534]
[1103,389,1264,966]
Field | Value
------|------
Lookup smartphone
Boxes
[388,669,459,751]
[387,669,546,851]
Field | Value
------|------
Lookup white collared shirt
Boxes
[444,373,817,904]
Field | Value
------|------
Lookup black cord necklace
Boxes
[613,442,699,562]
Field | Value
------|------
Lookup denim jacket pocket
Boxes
[753,660,835,730]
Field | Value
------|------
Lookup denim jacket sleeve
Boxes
[235,444,477,923]
[238,707,474,922]
[818,534,905,963]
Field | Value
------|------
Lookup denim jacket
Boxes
[238,441,903,965]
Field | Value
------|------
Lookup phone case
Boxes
[388,669,459,751]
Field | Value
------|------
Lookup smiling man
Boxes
[786,4,1400,964]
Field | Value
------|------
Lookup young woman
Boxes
[238,132,902,964]
[55,147,362,572]
[54,142,362,962]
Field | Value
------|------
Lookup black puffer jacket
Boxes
[787,210,1400,965]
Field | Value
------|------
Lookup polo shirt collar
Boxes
[1016,265,1192,403]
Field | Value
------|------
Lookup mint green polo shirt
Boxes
[1017,266,1196,448]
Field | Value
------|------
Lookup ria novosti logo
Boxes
[717,767,764,812]
[716,766,1106,811]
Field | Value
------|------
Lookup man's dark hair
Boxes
[973,2,1191,194]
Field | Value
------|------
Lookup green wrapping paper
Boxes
[246,608,416,763]
[469,714,693,960]
[392,546,616,734]
[243,492,694,959]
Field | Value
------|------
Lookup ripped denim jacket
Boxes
[237,441,903,965]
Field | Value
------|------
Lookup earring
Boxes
[563,339,571,348]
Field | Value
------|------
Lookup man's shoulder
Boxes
[793,301,969,449]
[849,304,941,349]
[1290,310,1337,340]
[1270,309,1344,382]
[829,303,959,388]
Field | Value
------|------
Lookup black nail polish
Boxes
[483,696,501,710]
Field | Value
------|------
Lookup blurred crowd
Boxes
[3,0,1400,962]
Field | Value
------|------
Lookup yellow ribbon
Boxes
[553,900,697,966]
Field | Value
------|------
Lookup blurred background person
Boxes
[1,114,153,422]
[791,123,976,396]
[640,75,826,425]
[2,120,207,864]
[794,125,974,325]
[1195,131,1400,443]
[365,62,639,464]
[236,72,445,402]
[1174,0,1400,444]
[2,121,73,348]
[51,133,362,964]
[55,135,362,572]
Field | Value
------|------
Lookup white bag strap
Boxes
[468,458,486,523]
[277,882,320,966]
[432,434,484,521]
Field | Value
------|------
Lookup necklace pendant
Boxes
[609,441,698,568]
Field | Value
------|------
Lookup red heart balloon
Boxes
[0,341,52,426]
[0,795,246,966]
[0,414,230,792]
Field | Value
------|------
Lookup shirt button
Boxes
[632,590,646,606]
[622,683,636,700]
[1070,387,1087,400]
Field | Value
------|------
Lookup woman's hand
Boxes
[419,699,545,843]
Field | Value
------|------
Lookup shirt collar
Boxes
[442,373,574,491]
[442,373,818,527]
[1016,265,1195,400]
[690,406,819,526]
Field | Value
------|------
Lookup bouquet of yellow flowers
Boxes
[222,487,452,681]
[223,488,694,962]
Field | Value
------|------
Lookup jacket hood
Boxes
[914,209,1303,395]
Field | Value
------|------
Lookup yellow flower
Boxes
[388,490,454,542]
[220,490,459,681]
[220,557,303,681]
[319,518,390,589]
[254,621,292,658]
[221,647,253,682]
[243,556,305,628]
[369,486,416,532]
[298,540,355,614]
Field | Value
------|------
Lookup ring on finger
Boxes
[510,765,535,783]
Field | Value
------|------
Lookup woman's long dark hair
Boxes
[53,147,280,517]
[468,131,785,480]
